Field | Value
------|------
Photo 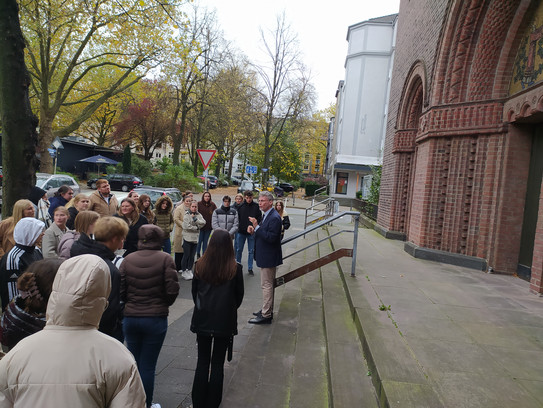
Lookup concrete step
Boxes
[318,232,380,408]
[222,227,379,407]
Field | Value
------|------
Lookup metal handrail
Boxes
[304,197,337,230]
[311,185,329,207]
[282,211,360,276]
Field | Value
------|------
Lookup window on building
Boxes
[336,172,348,194]
[315,165,320,173]
[237,163,243,171]
[303,163,310,171]
[169,152,173,158]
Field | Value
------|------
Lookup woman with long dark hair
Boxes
[190,228,244,408]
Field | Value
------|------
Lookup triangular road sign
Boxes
[197,149,216,170]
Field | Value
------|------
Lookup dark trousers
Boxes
[197,229,212,256]
[124,316,168,407]
[192,334,230,408]
[181,240,197,271]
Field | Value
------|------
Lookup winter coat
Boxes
[37,199,52,229]
[0,218,45,311]
[0,296,46,349]
[120,225,179,317]
[212,205,239,238]
[89,190,119,217]
[48,195,68,217]
[114,213,148,257]
[70,233,123,338]
[0,254,146,408]
[173,204,190,253]
[42,222,69,259]
[237,201,262,235]
[57,230,81,260]
[182,211,206,243]
[190,263,244,337]
[197,200,217,231]
[155,196,174,237]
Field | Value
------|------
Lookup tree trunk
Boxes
[0,0,40,217]
[37,117,54,173]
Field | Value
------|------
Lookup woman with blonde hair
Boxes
[65,193,90,230]
[42,206,70,259]
[0,199,36,258]
[115,198,148,257]
[57,211,100,260]
[137,194,155,224]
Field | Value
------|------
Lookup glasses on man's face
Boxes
[258,199,270,203]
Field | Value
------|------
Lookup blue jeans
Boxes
[124,316,168,407]
[197,230,212,256]
[235,233,255,270]
[162,237,171,254]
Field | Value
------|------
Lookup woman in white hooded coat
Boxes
[0,254,146,407]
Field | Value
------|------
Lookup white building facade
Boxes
[328,14,397,198]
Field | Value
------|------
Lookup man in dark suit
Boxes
[247,191,282,324]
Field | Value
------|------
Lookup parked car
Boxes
[87,173,143,192]
[197,175,218,189]
[277,182,294,192]
[36,173,81,198]
[133,186,183,208]
[237,180,260,194]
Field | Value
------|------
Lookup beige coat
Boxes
[173,204,190,253]
[89,190,119,217]
[42,222,68,259]
[182,211,206,243]
[0,254,146,407]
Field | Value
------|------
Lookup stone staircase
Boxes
[221,228,378,408]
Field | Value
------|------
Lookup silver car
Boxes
[36,173,81,198]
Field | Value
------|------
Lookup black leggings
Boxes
[192,335,230,408]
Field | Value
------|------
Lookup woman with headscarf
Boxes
[0,258,63,350]
[0,218,45,310]
[0,199,36,258]
[65,193,90,230]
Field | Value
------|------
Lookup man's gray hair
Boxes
[259,191,274,201]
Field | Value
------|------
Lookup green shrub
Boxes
[356,190,363,199]
[148,165,202,192]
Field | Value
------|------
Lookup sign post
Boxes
[197,149,216,189]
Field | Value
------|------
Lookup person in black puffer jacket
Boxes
[0,259,63,350]
[190,228,244,408]
[70,216,128,341]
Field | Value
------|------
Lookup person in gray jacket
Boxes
[211,196,239,239]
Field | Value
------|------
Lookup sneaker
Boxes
[150,403,161,408]
[181,270,193,281]
[248,269,254,275]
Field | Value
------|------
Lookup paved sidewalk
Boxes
[330,224,543,407]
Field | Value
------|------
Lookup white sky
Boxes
[194,0,400,111]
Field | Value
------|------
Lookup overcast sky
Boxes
[194,0,401,110]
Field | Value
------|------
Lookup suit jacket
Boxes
[254,208,282,268]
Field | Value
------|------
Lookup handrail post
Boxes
[351,214,359,277]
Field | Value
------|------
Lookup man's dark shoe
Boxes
[248,315,273,324]
[253,310,262,316]
[248,269,254,275]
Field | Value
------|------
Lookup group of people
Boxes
[0,179,291,407]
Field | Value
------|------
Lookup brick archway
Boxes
[388,61,427,235]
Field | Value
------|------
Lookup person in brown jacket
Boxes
[89,179,119,217]
[120,224,179,408]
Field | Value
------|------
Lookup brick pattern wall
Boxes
[378,0,543,293]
